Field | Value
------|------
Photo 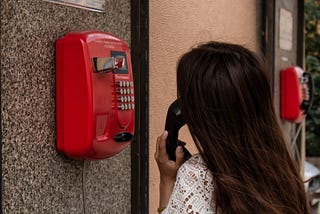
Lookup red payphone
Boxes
[280,66,313,123]
[56,31,135,159]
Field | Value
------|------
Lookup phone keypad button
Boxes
[117,96,123,102]
[118,104,125,110]
[116,81,123,87]
[116,88,124,95]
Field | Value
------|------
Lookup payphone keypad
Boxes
[115,80,135,111]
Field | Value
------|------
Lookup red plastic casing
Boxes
[280,66,304,123]
[56,31,135,159]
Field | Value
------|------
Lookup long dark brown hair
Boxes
[177,41,311,213]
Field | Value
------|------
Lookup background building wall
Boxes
[272,0,303,162]
[1,0,132,213]
[149,0,261,212]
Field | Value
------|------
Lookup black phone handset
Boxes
[165,99,191,161]
[300,72,314,113]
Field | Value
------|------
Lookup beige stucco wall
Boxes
[149,0,261,212]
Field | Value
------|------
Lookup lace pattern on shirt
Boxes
[162,154,215,214]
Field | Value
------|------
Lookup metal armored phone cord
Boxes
[290,122,304,166]
[82,160,87,214]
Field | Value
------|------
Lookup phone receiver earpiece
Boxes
[165,99,190,161]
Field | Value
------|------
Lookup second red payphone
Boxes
[280,66,313,123]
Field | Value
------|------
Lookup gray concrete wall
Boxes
[1,0,131,213]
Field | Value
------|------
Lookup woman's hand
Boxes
[155,131,185,182]
[154,131,185,209]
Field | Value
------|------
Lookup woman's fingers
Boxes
[158,131,168,158]
[155,131,168,162]
[175,146,184,167]
[154,136,160,160]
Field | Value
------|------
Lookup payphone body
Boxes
[280,66,313,123]
[56,31,135,159]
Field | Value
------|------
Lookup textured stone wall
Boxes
[1,0,131,213]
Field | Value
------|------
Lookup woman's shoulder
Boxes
[163,154,216,213]
[180,153,208,170]
[177,154,214,183]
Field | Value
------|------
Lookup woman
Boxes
[155,42,311,213]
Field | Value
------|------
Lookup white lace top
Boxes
[162,154,215,214]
